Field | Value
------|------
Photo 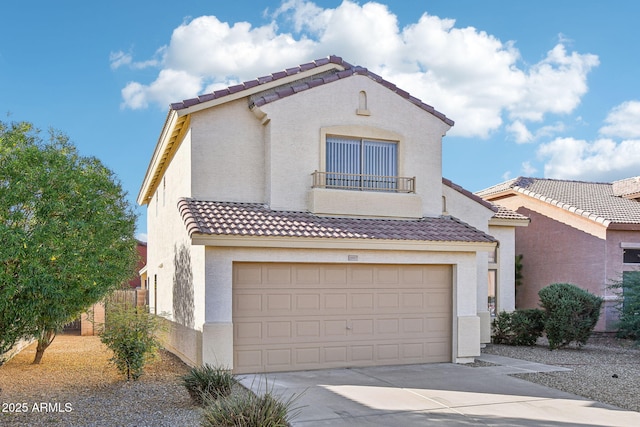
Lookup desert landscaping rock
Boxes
[482,334,640,412]
[1,333,638,426]
[0,335,201,426]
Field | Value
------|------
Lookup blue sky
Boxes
[3,1,640,239]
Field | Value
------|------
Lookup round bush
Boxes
[492,309,545,346]
[538,283,603,349]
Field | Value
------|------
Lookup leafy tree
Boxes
[0,120,138,364]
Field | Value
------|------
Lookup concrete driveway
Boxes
[238,354,640,426]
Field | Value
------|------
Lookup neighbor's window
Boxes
[326,136,397,190]
[623,249,640,264]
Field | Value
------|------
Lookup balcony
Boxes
[311,171,416,193]
[308,171,422,218]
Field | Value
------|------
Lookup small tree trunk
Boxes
[32,329,56,364]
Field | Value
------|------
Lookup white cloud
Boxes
[110,51,132,70]
[116,0,599,140]
[507,120,566,144]
[508,45,599,122]
[599,100,640,139]
[507,120,534,144]
[120,69,202,109]
[110,49,160,71]
[537,137,640,182]
[521,161,537,176]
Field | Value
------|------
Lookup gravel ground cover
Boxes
[0,334,202,426]
[482,334,640,412]
[1,333,638,426]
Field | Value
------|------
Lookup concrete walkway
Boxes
[239,355,640,426]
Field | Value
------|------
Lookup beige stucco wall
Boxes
[443,184,517,343]
[146,129,207,341]
[258,75,450,216]
[200,246,482,368]
[489,225,517,314]
[189,100,266,203]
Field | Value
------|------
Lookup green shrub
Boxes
[100,304,164,380]
[183,364,236,405]
[538,283,603,350]
[201,386,302,427]
[609,271,640,342]
[492,309,545,346]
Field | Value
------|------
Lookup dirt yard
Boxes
[0,334,202,426]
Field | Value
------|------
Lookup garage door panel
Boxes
[350,267,375,284]
[378,293,399,308]
[324,346,348,363]
[351,318,374,335]
[296,347,321,365]
[233,263,452,373]
[351,293,374,309]
[296,294,321,310]
[325,293,348,309]
[377,318,399,334]
[402,318,424,333]
[235,293,262,314]
[402,293,424,309]
[324,319,348,337]
[296,320,320,337]
[265,266,292,285]
[235,322,262,341]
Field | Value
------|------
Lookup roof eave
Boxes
[489,217,530,227]
[607,222,640,231]
[189,233,497,252]
[137,110,189,205]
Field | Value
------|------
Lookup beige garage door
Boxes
[233,263,452,374]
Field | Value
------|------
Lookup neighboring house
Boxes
[478,176,640,331]
[137,55,526,373]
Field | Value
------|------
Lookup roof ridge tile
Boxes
[168,55,453,126]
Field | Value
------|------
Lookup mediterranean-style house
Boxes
[478,176,640,331]
[137,55,528,373]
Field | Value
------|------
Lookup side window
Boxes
[623,249,640,264]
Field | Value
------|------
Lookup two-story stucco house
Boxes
[137,55,527,374]
[478,176,640,331]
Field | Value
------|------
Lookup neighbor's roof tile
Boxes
[177,199,495,243]
[477,177,640,224]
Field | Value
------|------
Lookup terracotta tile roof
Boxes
[178,199,496,244]
[477,177,640,224]
[493,206,529,221]
[169,55,454,127]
